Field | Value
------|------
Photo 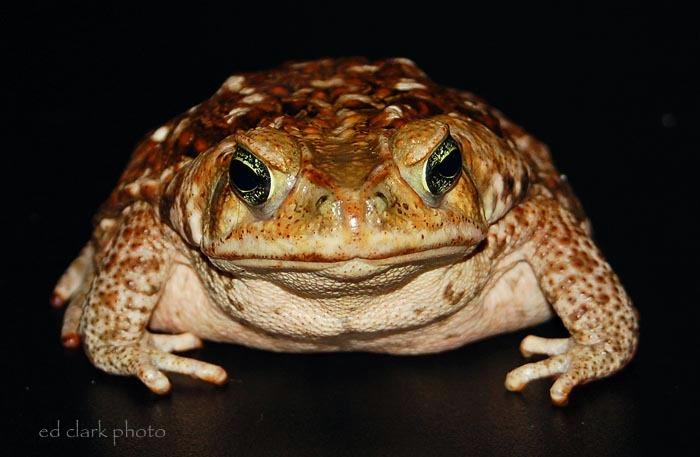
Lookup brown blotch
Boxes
[443,283,454,301]
[269,85,290,97]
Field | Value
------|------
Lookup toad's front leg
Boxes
[500,196,639,405]
[79,202,227,394]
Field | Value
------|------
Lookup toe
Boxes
[61,333,81,348]
[137,364,172,395]
[520,335,571,357]
[50,292,67,309]
[550,371,578,406]
[505,354,569,392]
[150,352,228,385]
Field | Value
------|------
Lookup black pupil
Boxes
[228,146,271,206]
[435,148,461,179]
[425,136,462,196]
[229,159,259,192]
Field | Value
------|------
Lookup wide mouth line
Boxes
[211,245,474,271]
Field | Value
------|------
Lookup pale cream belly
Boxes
[149,259,553,354]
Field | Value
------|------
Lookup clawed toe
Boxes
[137,363,173,395]
[140,339,228,393]
[506,335,602,405]
[61,333,81,348]
[149,350,228,387]
[505,354,569,392]
[519,335,571,357]
[87,339,228,394]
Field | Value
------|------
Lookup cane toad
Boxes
[52,57,638,405]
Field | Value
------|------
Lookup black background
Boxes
[2,2,698,456]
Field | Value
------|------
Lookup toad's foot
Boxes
[505,335,615,406]
[79,203,227,394]
[496,197,638,405]
[90,332,226,394]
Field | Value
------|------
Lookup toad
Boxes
[52,57,638,405]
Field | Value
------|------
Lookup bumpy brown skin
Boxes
[52,58,638,404]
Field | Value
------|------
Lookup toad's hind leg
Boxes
[51,243,94,308]
[51,243,95,348]
[79,202,227,394]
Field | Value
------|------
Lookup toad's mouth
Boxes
[208,245,479,287]
[223,244,469,268]
[202,222,485,276]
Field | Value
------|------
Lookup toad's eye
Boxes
[228,145,272,206]
[424,135,462,196]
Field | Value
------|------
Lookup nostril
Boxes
[316,195,329,209]
[373,192,389,213]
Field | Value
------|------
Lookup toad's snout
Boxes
[315,190,391,233]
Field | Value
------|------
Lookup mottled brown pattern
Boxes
[101,58,564,219]
[52,58,638,405]
[80,202,226,393]
[488,196,638,404]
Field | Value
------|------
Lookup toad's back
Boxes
[102,57,582,223]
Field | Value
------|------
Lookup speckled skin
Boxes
[52,58,638,405]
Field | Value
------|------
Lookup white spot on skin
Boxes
[171,118,190,141]
[348,65,379,73]
[336,108,358,119]
[392,57,417,66]
[151,126,170,143]
[348,215,360,233]
[121,167,153,198]
[222,75,245,92]
[292,88,314,96]
[187,204,203,245]
[493,174,504,195]
[124,177,161,198]
[159,166,177,183]
[331,201,343,220]
[226,107,250,124]
[99,218,116,231]
[384,105,403,121]
[515,135,533,151]
[290,61,315,69]
[242,93,265,104]
[310,99,332,109]
[487,173,512,222]
[269,116,285,129]
[124,182,141,197]
[310,78,345,88]
[335,94,383,108]
[240,87,256,95]
[394,79,427,91]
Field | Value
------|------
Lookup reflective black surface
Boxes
[3,3,698,456]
